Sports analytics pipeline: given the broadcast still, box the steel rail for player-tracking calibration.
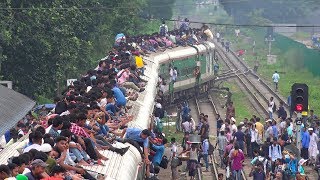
[215,48,268,117]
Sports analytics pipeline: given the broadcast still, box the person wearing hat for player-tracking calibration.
[298,159,308,175]
[15,174,28,180]
[230,117,237,133]
[24,159,48,180]
[308,128,319,166]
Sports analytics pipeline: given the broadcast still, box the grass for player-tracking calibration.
[223,28,320,113]
[290,32,311,41]
[162,117,184,145]
[221,82,253,122]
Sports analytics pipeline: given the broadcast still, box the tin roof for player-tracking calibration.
[0,85,36,136]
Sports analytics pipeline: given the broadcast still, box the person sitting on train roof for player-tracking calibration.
[120,128,151,164]
[50,136,95,180]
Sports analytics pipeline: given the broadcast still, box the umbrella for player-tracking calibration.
[284,144,300,158]
[115,33,125,43]
[34,104,56,112]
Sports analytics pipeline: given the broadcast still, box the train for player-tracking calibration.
[156,42,217,103]
[0,42,216,180]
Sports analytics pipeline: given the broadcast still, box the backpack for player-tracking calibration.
[160,155,169,169]
[270,144,281,155]
[254,156,270,172]
[160,25,166,36]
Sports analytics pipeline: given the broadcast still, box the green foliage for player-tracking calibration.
[0,0,171,99]
[220,0,318,23]
[224,27,320,112]
[35,94,53,105]
[144,0,176,19]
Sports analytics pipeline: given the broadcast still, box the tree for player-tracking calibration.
[0,0,173,99]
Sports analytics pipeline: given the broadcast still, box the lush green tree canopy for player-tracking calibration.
[219,0,319,24]
[0,0,169,100]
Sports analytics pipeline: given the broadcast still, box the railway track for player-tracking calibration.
[191,95,248,180]
[213,39,292,117]
[214,46,268,118]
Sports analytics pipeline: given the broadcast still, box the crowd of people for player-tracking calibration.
[0,19,216,180]
[216,98,320,180]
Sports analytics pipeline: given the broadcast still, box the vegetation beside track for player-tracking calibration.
[219,82,253,122]
[221,28,320,113]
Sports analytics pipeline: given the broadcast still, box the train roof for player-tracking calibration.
[0,41,214,179]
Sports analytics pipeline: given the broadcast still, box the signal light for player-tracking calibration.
[291,83,308,112]
[295,104,303,112]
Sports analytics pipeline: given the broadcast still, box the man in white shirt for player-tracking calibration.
[268,97,275,119]
[216,32,220,42]
[272,71,280,91]
[23,131,43,153]
[170,138,179,180]
[249,123,259,158]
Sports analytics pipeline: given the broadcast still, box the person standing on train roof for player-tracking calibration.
[272,71,280,91]
[159,20,168,37]
[225,41,230,52]
[216,31,220,42]
[214,61,219,75]
[169,66,178,83]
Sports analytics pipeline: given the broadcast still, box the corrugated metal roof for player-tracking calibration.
[0,85,36,136]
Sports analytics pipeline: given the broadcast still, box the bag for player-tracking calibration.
[159,109,165,119]
[160,25,166,36]
[171,157,182,168]
[272,103,277,113]
[226,166,230,178]
[160,155,169,169]
[208,141,214,155]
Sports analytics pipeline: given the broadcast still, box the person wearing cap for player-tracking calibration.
[24,159,48,180]
[230,117,237,134]
[16,174,28,180]
[298,159,308,175]
[122,128,151,164]
[308,128,318,166]
[265,119,273,139]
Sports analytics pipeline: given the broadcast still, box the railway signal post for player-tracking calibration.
[291,83,308,150]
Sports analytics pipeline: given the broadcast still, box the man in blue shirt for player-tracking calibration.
[123,128,151,164]
[110,80,126,107]
[198,137,210,172]
[272,71,280,91]
[150,139,167,167]
[301,127,310,159]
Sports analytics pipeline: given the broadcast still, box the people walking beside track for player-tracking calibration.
[229,143,245,180]
[225,41,230,52]
[267,97,275,119]
[272,71,280,91]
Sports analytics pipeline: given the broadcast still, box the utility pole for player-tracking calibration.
[266,35,275,55]
[296,112,302,150]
